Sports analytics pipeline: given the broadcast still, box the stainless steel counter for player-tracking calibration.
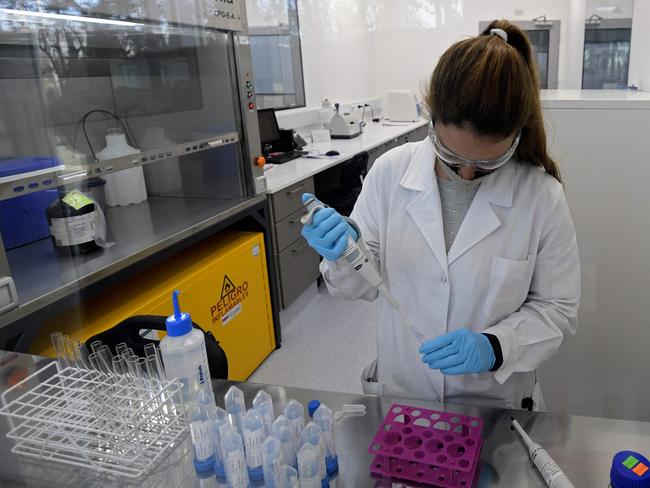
[1,351,648,487]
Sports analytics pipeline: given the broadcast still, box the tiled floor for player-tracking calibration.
[249,283,377,394]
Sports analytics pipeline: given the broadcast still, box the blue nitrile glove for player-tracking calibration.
[301,193,358,261]
[419,328,496,375]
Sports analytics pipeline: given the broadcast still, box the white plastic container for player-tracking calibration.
[160,290,212,404]
[95,128,148,207]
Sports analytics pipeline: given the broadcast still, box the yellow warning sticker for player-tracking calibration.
[211,275,249,326]
[63,190,94,210]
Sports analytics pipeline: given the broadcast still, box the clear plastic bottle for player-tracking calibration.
[253,390,275,436]
[190,389,216,474]
[301,422,328,486]
[221,427,251,488]
[271,415,297,468]
[159,290,212,404]
[211,406,230,480]
[262,436,283,488]
[313,404,339,475]
[225,386,246,433]
[242,409,265,481]
[284,400,305,453]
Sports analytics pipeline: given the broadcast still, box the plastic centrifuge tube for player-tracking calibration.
[301,422,327,485]
[281,465,300,488]
[211,406,230,479]
[190,389,216,474]
[253,390,275,436]
[225,386,246,433]
[221,428,251,488]
[313,405,338,475]
[242,409,265,481]
[262,436,283,488]
[271,415,297,468]
[297,443,323,488]
[284,400,305,453]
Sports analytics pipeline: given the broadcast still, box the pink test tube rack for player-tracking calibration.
[368,404,483,487]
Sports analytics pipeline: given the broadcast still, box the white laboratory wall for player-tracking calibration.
[585,0,635,18]
[370,0,574,98]
[246,0,290,27]
[280,0,647,108]
[297,0,378,108]
[538,102,650,421]
[629,1,650,90]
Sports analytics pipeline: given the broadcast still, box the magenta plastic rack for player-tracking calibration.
[368,404,483,487]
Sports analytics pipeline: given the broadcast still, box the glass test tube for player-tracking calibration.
[90,340,103,354]
[115,342,128,357]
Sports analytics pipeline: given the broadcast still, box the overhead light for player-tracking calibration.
[596,6,618,13]
[0,8,142,27]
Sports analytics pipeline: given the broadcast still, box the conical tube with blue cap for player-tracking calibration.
[313,404,338,475]
[190,388,216,474]
[159,290,212,404]
[242,409,265,481]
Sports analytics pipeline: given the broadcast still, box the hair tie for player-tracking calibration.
[490,28,508,42]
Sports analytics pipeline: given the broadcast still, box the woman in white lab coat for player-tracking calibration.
[301,20,580,410]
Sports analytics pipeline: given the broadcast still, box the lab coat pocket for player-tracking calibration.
[361,359,384,396]
[483,255,534,321]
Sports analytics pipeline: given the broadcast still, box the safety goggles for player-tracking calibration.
[430,125,521,171]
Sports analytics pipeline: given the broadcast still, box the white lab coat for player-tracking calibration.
[320,138,580,409]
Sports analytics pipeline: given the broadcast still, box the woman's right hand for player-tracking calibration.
[301,193,358,260]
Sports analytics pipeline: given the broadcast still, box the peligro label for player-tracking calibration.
[50,212,98,246]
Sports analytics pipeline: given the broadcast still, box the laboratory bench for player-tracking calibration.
[265,118,430,309]
[1,350,649,487]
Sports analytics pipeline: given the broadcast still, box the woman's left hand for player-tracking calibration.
[419,328,495,375]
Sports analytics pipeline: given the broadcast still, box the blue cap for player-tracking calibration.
[194,455,215,474]
[308,400,321,418]
[248,465,264,481]
[326,455,339,475]
[214,459,226,479]
[611,451,650,488]
[165,290,192,337]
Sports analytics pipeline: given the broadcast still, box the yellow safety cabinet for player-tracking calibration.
[31,231,275,381]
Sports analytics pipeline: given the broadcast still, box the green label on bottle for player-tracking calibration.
[623,455,639,469]
[62,190,94,210]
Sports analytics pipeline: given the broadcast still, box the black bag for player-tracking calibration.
[85,315,228,379]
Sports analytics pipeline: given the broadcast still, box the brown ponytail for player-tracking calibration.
[424,19,561,182]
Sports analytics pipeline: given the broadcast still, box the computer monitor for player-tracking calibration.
[258,108,281,147]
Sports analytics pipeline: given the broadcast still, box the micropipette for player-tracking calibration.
[302,197,426,345]
[511,417,576,488]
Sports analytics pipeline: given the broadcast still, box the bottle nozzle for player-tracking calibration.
[172,290,182,320]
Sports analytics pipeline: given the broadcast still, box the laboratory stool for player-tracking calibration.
[85,315,228,379]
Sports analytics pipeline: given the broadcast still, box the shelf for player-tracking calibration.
[0,132,240,201]
[0,194,265,328]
